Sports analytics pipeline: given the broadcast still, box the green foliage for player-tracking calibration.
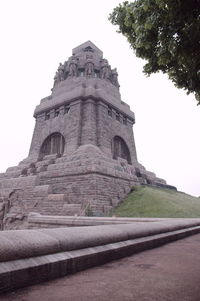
[113,185,200,218]
[109,0,200,104]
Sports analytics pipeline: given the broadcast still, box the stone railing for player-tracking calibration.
[1,219,200,292]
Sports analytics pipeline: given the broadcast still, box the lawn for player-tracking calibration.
[112,185,200,218]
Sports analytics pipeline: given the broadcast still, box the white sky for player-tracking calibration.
[0,0,199,197]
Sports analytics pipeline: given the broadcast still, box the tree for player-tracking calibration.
[109,0,200,104]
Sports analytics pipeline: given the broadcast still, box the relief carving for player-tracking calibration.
[3,189,26,230]
[53,47,120,88]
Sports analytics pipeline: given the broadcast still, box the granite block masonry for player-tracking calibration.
[0,41,175,229]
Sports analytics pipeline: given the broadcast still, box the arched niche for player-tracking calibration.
[39,133,65,159]
[112,136,131,164]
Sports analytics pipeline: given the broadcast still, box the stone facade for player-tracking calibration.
[0,41,175,229]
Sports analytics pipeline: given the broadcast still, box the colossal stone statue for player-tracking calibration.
[111,68,120,88]
[100,59,111,80]
[68,56,78,77]
[85,60,94,77]
[57,63,65,81]
[53,63,65,87]
[51,48,119,88]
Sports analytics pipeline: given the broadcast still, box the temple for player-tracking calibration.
[0,41,175,230]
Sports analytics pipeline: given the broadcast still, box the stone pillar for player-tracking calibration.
[80,99,97,145]
[127,121,138,162]
[96,101,111,156]
[28,115,45,161]
[64,100,83,154]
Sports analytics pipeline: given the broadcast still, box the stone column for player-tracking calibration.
[80,99,97,145]
[28,114,45,161]
[127,120,138,162]
[96,101,111,156]
[63,99,83,154]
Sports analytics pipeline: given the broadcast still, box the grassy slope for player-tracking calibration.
[113,186,200,218]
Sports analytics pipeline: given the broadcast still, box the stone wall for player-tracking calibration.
[40,172,133,215]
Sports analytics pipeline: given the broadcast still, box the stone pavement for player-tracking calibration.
[2,233,200,301]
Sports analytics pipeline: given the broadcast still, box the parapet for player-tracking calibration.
[1,219,200,292]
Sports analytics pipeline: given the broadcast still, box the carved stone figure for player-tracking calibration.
[100,59,111,80]
[57,63,65,81]
[69,63,77,77]
[68,56,78,77]
[53,71,59,87]
[85,60,94,77]
[2,190,26,230]
[64,61,68,78]
[111,68,120,89]
[53,63,65,87]
[52,47,121,88]
[8,189,24,213]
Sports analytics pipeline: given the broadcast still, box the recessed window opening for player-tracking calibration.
[40,133,65,159]
[112,136,131,164]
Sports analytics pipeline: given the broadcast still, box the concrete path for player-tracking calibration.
[2,233,200,301]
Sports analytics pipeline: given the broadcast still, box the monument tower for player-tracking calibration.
[0,41,172,229]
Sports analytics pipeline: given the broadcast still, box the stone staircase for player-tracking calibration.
[33,194,83,216]
[24,190,84,216]
[2,172,116,230]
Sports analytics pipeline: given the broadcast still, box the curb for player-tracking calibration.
[1,225,200,293]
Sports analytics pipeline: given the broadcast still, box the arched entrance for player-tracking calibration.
[39,133,65,159]
[112,136,131,164]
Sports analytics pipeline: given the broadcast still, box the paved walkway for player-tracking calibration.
[2,233,200,301]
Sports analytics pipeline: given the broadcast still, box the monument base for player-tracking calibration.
[0,144,170,230]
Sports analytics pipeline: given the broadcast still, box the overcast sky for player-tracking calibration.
[0,0,199,197]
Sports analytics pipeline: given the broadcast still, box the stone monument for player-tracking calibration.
[0,41,174,229]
